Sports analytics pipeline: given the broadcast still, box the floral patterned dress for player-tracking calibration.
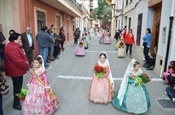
[22,67,58,115]
[89,63,113,104]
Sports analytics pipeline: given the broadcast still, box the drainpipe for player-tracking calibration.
[163,0,175,72]
[121,0,124,28]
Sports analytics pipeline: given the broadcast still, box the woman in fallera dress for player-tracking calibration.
[112,59,150,114]
[89,52,114,104]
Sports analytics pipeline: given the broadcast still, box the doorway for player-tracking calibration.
[151,3,162,51]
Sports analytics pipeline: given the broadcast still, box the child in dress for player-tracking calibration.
[112,59,150,114]
[163,61,175,83]
[75,34,86,56]
[22,55,58,115]
[89,52,114,104]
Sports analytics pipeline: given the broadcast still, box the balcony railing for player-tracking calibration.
[68,0,81,12]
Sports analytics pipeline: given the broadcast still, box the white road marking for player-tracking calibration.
[86,51,117,53]
[58,75,163,81]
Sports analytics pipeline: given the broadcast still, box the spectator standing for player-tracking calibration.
[47,25,55,61]
[0,24,6,60]
[4,33,29,110]
[21,27,34,67]
[36,26,53,68]
[59,27,66,52]
[53,28,61,59]
[142,28,152,61]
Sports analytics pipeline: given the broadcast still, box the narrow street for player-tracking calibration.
[3,33,175,115]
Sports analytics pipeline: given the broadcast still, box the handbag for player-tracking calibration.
[143,42,147,47]
[0,74,10,95]
[0,59,10,95]
[31,71,58,105]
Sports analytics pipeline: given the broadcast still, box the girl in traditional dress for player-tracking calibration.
[103,29,112,44]
[112,59,150,114]
[75,34,86,56]
[22,55,58,115]
[116,36,125,58]
[89,52,114,104]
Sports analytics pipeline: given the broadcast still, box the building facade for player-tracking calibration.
[0,0,88,57]
[112,0,175,76]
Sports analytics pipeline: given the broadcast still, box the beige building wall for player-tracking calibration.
[0,0,20,39]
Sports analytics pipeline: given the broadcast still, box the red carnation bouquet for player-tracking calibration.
[118,41,125,48]
[79,41,83,47]
[94,64,104,78]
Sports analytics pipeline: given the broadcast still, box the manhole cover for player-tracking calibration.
[157,99,175,108]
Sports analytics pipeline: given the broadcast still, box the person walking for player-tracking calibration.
[125,29,135,58]
[142,28,152,61]
[21,27,34,67]
[114,29,121,43]
[73,28,80,45]
[4,33,29,110]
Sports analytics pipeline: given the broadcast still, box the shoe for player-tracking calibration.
[143,58,145,61]
[55,56,59,59]
[164,91,167,95]
[172,98,175,103]
[50,58,55,61]
[145,64,150,68]
[129,55,132,58]
[45,65,50,69]
[146,66,154,70]
[13,105,21,110]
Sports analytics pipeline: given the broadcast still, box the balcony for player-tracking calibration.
[39,0,82,17]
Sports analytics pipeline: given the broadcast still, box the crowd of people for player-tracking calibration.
[0,24,65,114]
[114,26,156,70]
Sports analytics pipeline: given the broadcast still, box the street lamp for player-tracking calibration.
[111,3,122,12]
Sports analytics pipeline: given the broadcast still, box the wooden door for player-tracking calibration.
[151,3,162,51]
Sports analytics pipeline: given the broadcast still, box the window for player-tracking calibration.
[56,16,61,30]
[36,11,46,32]
[126,0,128,6]
[136,13,143,45]
[118,19,120,29]
[128,17,131,30]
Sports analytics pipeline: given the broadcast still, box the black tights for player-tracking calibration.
[126,44,133,55]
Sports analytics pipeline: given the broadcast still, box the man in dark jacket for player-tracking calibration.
[36,26,53,67]
[0,24,6,60]
[21,27,34,67]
